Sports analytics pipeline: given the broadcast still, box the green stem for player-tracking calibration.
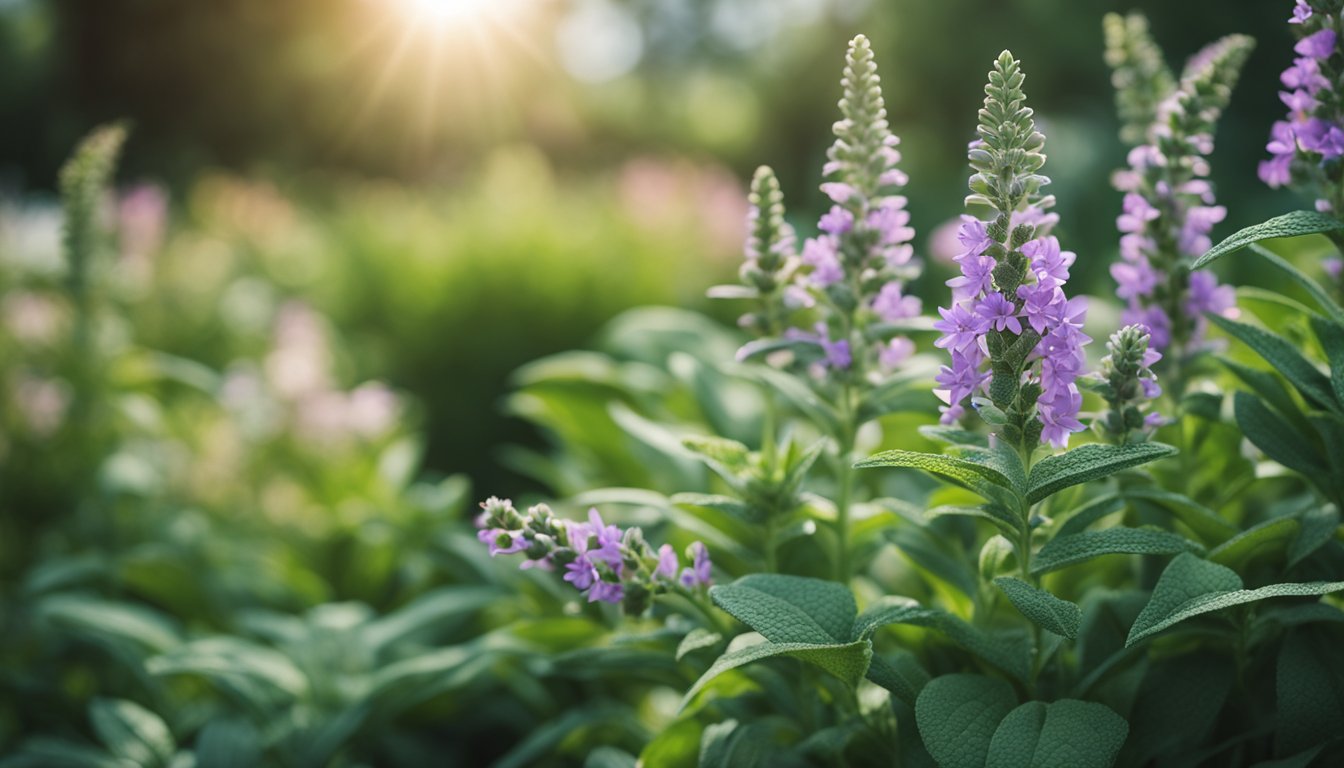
[1017,518,1042,692]
[835,384,857,584]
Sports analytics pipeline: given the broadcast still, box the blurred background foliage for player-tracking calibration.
[0,0,1299,490]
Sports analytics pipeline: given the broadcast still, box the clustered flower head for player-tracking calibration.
[1261,1,1344,211]
[1106,16,1251,360]
[1094,324,1164,443]
[933,51,1089,450]
[719,34,921,382]
[475,497,710,612]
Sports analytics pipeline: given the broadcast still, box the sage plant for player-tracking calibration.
[934,51,1089,453]
[1106,15,1252,382]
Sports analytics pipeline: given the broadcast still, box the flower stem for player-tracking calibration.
[835,383,857,584]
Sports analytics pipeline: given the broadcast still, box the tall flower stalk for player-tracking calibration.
[715,35,923,581]
[934,51,1089,458]
[1106,15,1253,391]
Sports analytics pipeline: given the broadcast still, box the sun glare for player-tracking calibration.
[401,0,506,25]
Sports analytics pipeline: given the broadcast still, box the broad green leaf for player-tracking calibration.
[88,699,174,768]
[984,699,1128,768]
[1026,443,1177,504]
[919,425,989,448]
[1121,655,1234,765]
[710,574,856,644]
[676,628,723,661]
[1120,488,1238,543]
[1126,553,1344,645]
[699,719,792,768]
[493,706,637,768]
[915,674,1017,768]
[38,595,181,655]
[865,652,931,707]
[1208,516,1301,571]
[679,638,872,708]
[887,525,981,598]
[193,718,261,768]
[1222,358,1319,440]
[148,637,309,707]
[1234,391,1327,476]
[1032,528,1203,575]
[1193,210,1344,270]
[0,739,127,768]
[671,493,759,524]
[856,450,1023,512]
[360,585,498,656]
[1252,243,1344,322]
[1312,314,1344,407]
[1276,628,1344,758]
[1210,315,1336,412]
[854,597,1030,682]
[639,718,703,768]
[1288,506,1340,568]
[993,577,1081,639]
[1055,495,1125,538]
[585,747,639,768]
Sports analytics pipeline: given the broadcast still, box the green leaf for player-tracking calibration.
[679,639,872,709]
[1210,315,1336,412]
[1289,507,1340,568]
[915,674,1017,768]
[1222,358,1319,440]
[671,493,760,524]
[1208,516,1301,571]
[39,594,181,655]
[360,585,498,656]
[1032,528,1204,575]
[865,652,931,708]
[1276,628,1344,758]
[993,577,1081,639]
[1026,443,1177,504]
[1119,488,1237,543]
[854,597,1030,682]
[1121,655,1234,765]
[193,718,261,768]
[88,699,174,768]
[1193,210,1344,270]
[1055,495,1125,538]
[856,449,1023,512]
[1126,553,1344,645]
[1234,391,1327,476]
[985,699,1128,768]
[709,574,856,644]
[585,747,638,768]
[676,628,724,661]
[1312,314,1344,408]
[1250,244,1344,323]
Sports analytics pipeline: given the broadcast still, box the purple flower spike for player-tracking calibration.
[1296,29,1336,60]
[975,292,1022,335]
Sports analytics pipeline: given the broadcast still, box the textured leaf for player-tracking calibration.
[676,628,724,661]
[1234,391,1327,475]
[1121,655,1234,765]
[1055,495,1126,538]
[1313,314,1344,407]
[887,525,981,598]
[1289,506,1340,568]
[1026,443,1177,504]
[1120,488,1237,543]
[1032,528,1203,575]
[680,639,872,708]
[1249,243,1344,323]
[1126,553,1344,645]
[710,575,855,644]
[865,652,931,707]
[1222,358,1319,441]
[1211,315,1336,411]
[915,674,1017,768]
[1193,210,1344,270]
[1276,628,1344,758]
[1208,516,1301,571]
[993,577,1081,639]
[855,450,1024,508]
[854,597,1029,681]
[89,699,174,767]
[985,699,1128,768]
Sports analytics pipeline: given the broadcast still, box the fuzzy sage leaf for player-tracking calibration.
[1193,210,1344,271]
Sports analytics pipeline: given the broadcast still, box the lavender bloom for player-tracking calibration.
[1108,23,1252,368]
[935,51,1089,449]
[1261,2,1344,213]
[474,498,710,609]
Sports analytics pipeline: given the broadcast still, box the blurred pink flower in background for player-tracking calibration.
[2,292,66,347]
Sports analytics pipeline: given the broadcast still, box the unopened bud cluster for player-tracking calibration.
[1096,324,1164,442]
